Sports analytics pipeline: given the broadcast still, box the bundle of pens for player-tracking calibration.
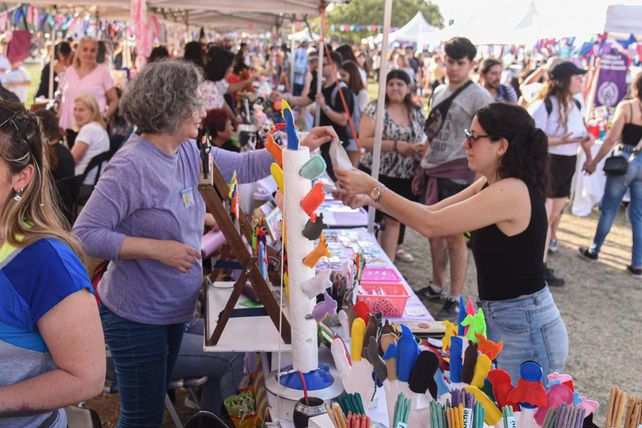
[392,392,411,428]
[606,387,642,428]
[428,389,485,428]
[327,393,371,428]
[537,403,585,428]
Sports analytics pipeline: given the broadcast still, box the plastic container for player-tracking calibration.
[361,267,402,284]
[356,282,410,317]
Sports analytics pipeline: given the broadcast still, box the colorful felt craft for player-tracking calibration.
[506,361,548,408]
[471,354,492,389]
[450,336,464,383]
[300,182,325,221]
[488,369,518,410]
[280,99,299,150]
[302,234,331,268]
[265,133,283,166]
[475,332,503,361]
[300,270,332,299]
[461,341,479,384]
[363,336,387,383]
[311,291,337,322]
[464,385,503,425]
[270,163,284,192]
[396,324,419,383]
[350,318,366,362]
[461,309,487,343]
[409,351,439,398]
[302,213,326,240]
[442,321,457,351]
[380,333,398,381]
[300,155,327,180]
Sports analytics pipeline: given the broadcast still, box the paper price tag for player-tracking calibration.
[505,416,517,428]
[395,423,408,428]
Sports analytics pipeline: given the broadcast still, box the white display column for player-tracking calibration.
[282,146,318,373]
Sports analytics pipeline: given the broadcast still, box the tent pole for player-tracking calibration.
[290,20,296,93]
[48,30,55,100]
[315,23,324,126]
[368,0,393,234]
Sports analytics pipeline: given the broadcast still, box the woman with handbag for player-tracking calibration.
[579,72,642,278]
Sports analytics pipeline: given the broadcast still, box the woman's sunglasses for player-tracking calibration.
[464,129,497,144]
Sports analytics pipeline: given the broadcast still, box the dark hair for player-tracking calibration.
[204,47,235,82]
[336,44,357,63]
[202,108,230,138]
[55,41,72,59]
[34,109,62,170]
[340,60,364,93]
[183,41,205,70]
[384,69,417,112]
[328,51,343,68]
[480,57,501,75]
[233,53,249,75]
[634,71,642,101]
[540,75,572,132]
[476,103,549,195]
[0,85,19,103]
[149,45,170,63]
[444,37,477,61]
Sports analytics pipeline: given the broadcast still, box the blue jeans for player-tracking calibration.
[172,319,244,415]
[590,147,642,267]
[100,303,185,428]
[478,287,568,383]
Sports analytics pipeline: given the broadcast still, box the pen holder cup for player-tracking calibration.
[293,397,326,428]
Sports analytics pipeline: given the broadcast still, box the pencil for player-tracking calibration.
[327,404,338,428]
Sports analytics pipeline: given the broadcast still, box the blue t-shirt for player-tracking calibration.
[0,238,93,427]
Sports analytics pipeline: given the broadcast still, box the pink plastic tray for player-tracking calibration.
[361,267,402,284]
[356,282,409,317]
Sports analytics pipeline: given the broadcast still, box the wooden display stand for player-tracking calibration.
[199,159,291,346]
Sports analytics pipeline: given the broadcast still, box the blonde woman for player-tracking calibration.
[70,94,110,186]
[58,37,118,148]
[0,100,105,426]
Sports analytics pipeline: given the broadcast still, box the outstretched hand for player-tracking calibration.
[334,167,379,195]
[300,126,338,151]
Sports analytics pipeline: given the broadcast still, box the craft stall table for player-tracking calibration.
[320,196,369,229]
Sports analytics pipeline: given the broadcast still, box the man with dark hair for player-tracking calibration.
[479,57,517,104]
[278,50,355,179]
[414,37,493,320]
[35,41,73,99]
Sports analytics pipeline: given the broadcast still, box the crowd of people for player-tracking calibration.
[0,30,640,428]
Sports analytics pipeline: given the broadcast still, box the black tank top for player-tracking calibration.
[471,183,547,301]
[622,103,642,146]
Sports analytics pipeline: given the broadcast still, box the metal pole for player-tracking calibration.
[290,21,296,92]
[48,31,55,100]
[367,0,393,234]
[315,22,324,126]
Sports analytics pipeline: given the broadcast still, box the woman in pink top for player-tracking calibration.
[58,37,118,149]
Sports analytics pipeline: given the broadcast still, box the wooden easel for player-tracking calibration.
[199,161,291,345]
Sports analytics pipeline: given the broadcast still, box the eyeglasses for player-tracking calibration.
[464,129,497,145]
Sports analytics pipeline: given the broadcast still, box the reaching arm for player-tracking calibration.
[0,290,105,417]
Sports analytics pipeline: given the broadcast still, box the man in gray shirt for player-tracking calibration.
[414,37,493,320]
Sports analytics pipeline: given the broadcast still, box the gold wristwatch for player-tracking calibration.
[370,184,386,203]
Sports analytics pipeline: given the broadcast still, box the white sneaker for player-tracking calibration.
[396,248,414,263]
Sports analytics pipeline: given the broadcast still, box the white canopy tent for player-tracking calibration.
[389,11,437,44]
[604,4,642,35]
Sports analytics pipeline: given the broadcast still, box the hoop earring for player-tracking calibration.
[13,188,24,202]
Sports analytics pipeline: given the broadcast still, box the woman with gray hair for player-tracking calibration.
[73,59,337,427]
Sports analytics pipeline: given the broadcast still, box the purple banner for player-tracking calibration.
[595,47,628,108]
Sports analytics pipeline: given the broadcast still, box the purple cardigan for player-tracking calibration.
[73,134,272,324]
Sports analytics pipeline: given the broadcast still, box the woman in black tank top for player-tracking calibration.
[335,103,568,381]
[580,72,642,277]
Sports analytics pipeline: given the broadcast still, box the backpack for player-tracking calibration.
[544,96,582,116]
[330,81,359,138]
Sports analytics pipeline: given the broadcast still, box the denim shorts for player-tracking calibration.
[478,287,568,383]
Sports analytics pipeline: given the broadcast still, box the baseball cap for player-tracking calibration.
[550,61,587,80]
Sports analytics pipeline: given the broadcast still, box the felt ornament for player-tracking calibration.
[409,351,439,398]
[302,213,326,241]
[300,182,325,221]
[471,354,492,389]
[363,336,387,383]
[442,320,458,351]
[337,309,350,338]
[466,296,476,315]
[380,333,398,381]
[350,318,366,361]
[488,369,517,410]
[464,385,503,426]
[547,372,575,392]
[299,155,326,180]
[461,308,486,343]
[280,99,299,150]
[331,337,351,377]
[395,325,419,383]
[352,301,370,324]
[506,361,548,408]
[362,315,378,353]
[301,270,332,299]
[475,332,503,361]
[270,163,284,193]
[449,336,464,383]
[381,320,396,335]
[310,291,337,322]
[461,341,479,384]
[302,234,331,268]
[265,133,282,166]
[534,383,575,425]
[457,297,467,336]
